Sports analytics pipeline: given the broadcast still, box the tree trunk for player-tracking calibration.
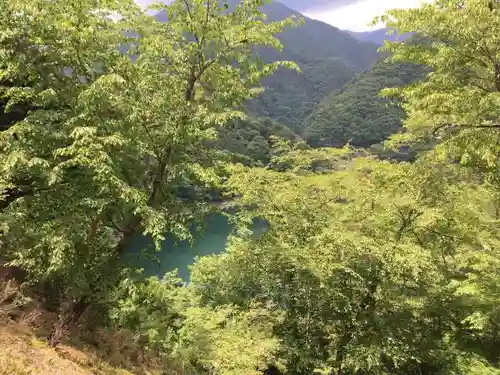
[48,299,89,347]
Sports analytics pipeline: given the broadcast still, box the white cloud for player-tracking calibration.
[135,0,158,7]
[303,0,425,31]
[133,0,427,32]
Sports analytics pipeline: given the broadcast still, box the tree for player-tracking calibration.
[187,147,500,374]
[111,271,281,375]
[378,0,500,185]
[0,0,296,346]
[376,2,500,368]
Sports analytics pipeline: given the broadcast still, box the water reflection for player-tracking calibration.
[125,213,232,280]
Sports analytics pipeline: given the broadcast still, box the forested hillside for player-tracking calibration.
[1,1,500,375]
[246,1,380,131]
[212,116,299,164]
[245,54,355,131]
[304,55,427,147]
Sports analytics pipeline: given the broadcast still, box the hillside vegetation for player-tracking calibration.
[247,54,356,132]
[213,116,299,164]
[1,0,500,375]
[246,1,380,130]
[305,56,427,147]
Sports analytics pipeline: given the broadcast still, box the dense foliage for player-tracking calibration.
[304,56,427,148]
[212,116,299,165]
[0,0,295,346]
[246,1,380,131]
[1,0,500,375]
[209,154,500,375]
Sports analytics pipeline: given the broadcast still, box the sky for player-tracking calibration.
[134,0,426,32]
[303,0,425,31]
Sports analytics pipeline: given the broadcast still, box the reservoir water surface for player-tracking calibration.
[125,213,233,280]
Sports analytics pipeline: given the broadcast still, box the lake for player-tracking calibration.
[125,213,233,280]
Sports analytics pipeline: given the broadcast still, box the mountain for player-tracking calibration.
[247,1,380,132]
[304,57,427,148]
[263,2,378,69]
[350,28,413,45]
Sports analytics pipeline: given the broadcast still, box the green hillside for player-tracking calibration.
[246,55,355,132]
[247,1,380,131]
[212,116,299,164]
[304,57,427,147]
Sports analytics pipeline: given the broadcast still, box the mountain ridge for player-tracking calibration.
[349,27,413,45]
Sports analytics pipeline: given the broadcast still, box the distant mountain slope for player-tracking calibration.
[304,58,427,148]
[263,2,379,70]
[249,1,380,131]
[350,28,413,45]
[246,55,355,131]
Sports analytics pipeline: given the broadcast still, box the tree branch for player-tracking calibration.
[432,123,500,135]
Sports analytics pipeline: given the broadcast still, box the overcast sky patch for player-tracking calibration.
[303,0,425,31]
[133,0,425,31]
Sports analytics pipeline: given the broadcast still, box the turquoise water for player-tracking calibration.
[125,213,233,280]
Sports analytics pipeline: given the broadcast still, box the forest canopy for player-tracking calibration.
[304,57,427,147]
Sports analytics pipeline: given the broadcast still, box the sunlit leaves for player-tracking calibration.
[191,147,500,374]
[378,0,500,183]
[0,0,297,348]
